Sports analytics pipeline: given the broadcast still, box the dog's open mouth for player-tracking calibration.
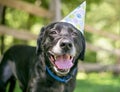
[48,51,74,76]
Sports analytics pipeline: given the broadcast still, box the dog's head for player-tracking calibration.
[37,22,85,76]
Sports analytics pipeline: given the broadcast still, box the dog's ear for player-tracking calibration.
[36,22,57,55]
[78,35,86,61]
[36,27,45,55]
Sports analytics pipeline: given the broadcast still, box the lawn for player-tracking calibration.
[11,72,120,92]
[75,72,120,92]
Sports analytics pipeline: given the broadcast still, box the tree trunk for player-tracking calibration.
[0,5,6,55]
[49,0,61,22]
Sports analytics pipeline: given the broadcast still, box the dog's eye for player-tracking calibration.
[50,30,57,35]
[72,32,78,37]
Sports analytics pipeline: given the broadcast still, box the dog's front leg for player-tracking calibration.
[26,77,46,92]
[26,56,46,92]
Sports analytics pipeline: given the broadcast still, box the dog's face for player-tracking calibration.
[37,22,85,76]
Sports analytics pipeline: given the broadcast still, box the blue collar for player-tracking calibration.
[46,66,77,83]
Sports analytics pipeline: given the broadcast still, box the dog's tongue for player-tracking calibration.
[55,55,73,69]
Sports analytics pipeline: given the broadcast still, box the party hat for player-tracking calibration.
[61,1,86,34]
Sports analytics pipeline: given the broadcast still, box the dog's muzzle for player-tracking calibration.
[48,38,76,76]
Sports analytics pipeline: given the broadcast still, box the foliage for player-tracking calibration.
[86,0,119,64]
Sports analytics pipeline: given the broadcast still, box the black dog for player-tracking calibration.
[0,22,85,92]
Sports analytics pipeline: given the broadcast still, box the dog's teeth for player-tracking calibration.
[67,54,71,60]
[54,55,57,60]
[51,56,54,61]
[68,55,71,59]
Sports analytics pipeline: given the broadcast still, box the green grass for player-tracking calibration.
[9,72,120,92]
[75,72,120,92]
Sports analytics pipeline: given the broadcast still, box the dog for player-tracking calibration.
[0,22,85,92]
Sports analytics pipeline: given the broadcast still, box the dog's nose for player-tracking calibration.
[60,39,73,50]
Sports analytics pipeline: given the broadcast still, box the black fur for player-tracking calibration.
[0,22,85,92]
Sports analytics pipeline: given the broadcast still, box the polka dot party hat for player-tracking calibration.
[61,1,86,34]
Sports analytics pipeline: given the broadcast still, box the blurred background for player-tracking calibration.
[0,0,120,92]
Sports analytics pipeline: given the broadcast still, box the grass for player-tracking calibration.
[9,72,120,92]
[75,72,120,92]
